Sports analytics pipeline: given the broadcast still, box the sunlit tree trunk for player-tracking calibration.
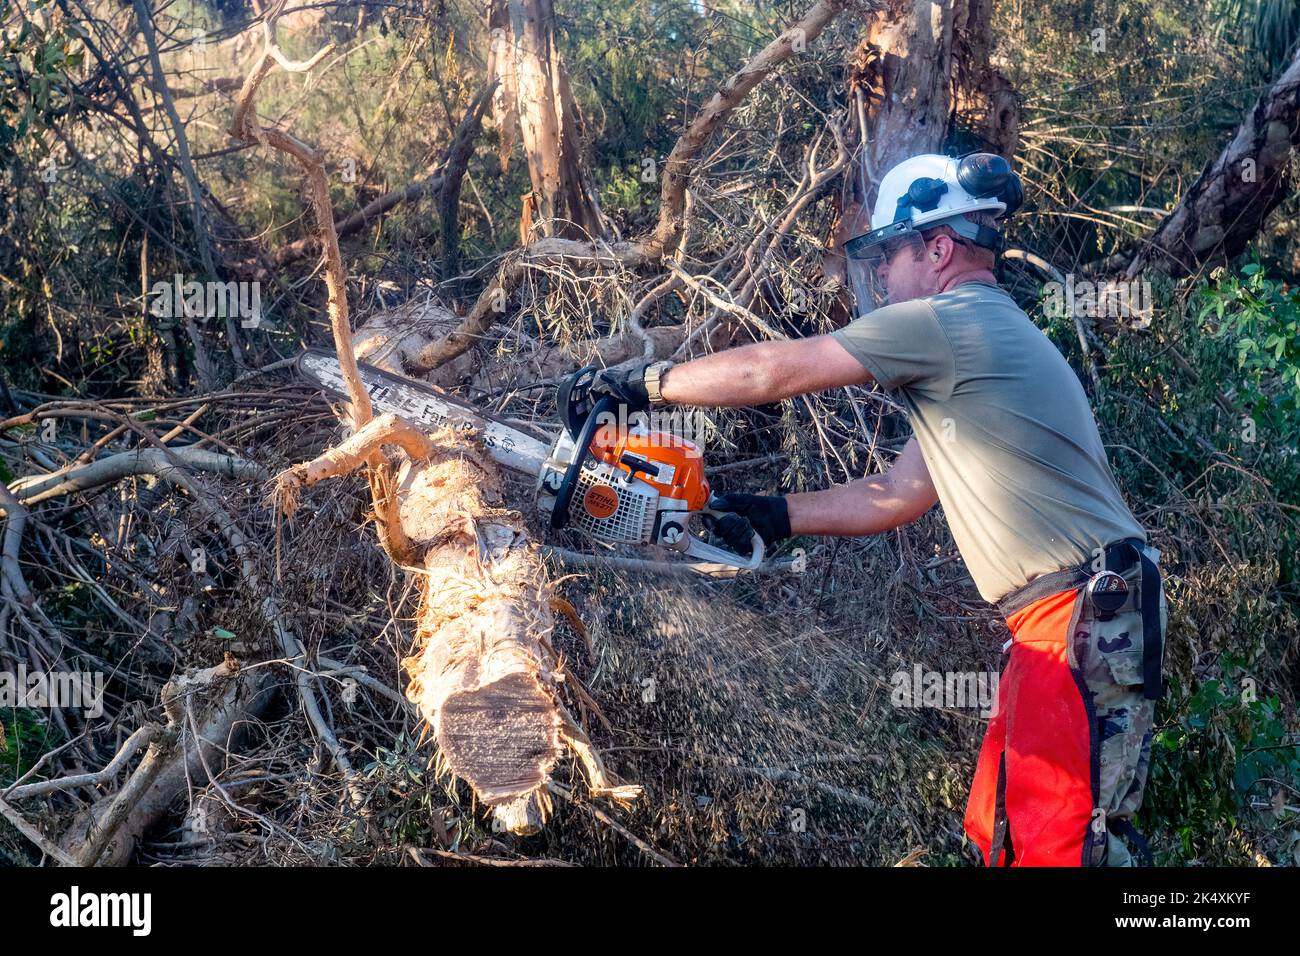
[487,0,608,242]
[827,0,1019,279]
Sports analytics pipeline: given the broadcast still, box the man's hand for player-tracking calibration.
[590,362,651,413]
[710,493,791,556]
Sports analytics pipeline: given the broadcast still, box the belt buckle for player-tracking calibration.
[1086,570,1128,621]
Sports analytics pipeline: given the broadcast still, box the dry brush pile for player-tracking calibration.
[1,0,1298,866]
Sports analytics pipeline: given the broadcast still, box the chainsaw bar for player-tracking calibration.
[294,348,552,476]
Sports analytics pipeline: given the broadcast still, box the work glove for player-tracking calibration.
[709,493,791,557]
[588,362,652,414]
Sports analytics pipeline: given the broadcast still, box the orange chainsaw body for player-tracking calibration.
[589,425,710,511]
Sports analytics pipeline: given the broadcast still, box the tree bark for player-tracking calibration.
[397,433,562,807]
[1125,43,1300,279]
[487,0,608,241]
[860,0,956,180]
[828,0,1017,279]
[274,417,638,832]
[826,1,1019,282]
[952,0,1019,158]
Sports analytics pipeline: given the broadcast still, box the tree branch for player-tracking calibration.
[636,0,860,260]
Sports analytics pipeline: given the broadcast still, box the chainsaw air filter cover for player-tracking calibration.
[568,463,660,544]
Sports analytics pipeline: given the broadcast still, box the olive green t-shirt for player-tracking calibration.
[830,282,1144,603]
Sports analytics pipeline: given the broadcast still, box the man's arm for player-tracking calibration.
[786,436,938,536]
[659,335,873,407]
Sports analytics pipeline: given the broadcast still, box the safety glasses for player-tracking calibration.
[843,228,928,316]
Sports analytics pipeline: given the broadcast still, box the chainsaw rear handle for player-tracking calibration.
[690,506,765,571]
[550,393,616,530]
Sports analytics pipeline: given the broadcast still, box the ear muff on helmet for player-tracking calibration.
[997,172,1024,217]
[956,153,1023,217]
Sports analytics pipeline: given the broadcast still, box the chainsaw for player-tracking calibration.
[295,349,765,573]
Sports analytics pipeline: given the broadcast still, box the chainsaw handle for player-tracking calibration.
[550,393,616,530]
[689,508,765,571]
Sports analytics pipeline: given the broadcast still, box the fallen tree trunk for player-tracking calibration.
[1125,41,1300,279]
[352,292,684,385]
[232,8,636,832]
[274,417,638,832]
[397,436,562,805]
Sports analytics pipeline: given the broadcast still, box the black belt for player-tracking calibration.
[996,537,1164,700]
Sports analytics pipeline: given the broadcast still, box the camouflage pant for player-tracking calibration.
[965,549,1165,866]
[1069,564,1167,866]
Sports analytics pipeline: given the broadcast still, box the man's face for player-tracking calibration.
[875,234,939,305]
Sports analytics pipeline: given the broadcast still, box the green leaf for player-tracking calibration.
[212,627,236,640]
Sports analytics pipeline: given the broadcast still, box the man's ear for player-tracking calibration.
[929,233,957,269]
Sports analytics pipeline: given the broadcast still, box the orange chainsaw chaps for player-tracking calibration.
[964,586,1096,867]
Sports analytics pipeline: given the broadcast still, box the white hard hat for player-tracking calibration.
[845,153,1022,259]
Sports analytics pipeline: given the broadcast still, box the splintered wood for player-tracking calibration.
[396,435,562,805]
[274,418,639,833]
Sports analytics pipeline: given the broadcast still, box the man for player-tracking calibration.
[587,152,1166,867]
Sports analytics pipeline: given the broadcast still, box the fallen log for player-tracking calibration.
[397,435,562,805]
[273,416,639,833]
[229,11,637,830]
[1126,40,1300,278]
[351,286,685,385]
